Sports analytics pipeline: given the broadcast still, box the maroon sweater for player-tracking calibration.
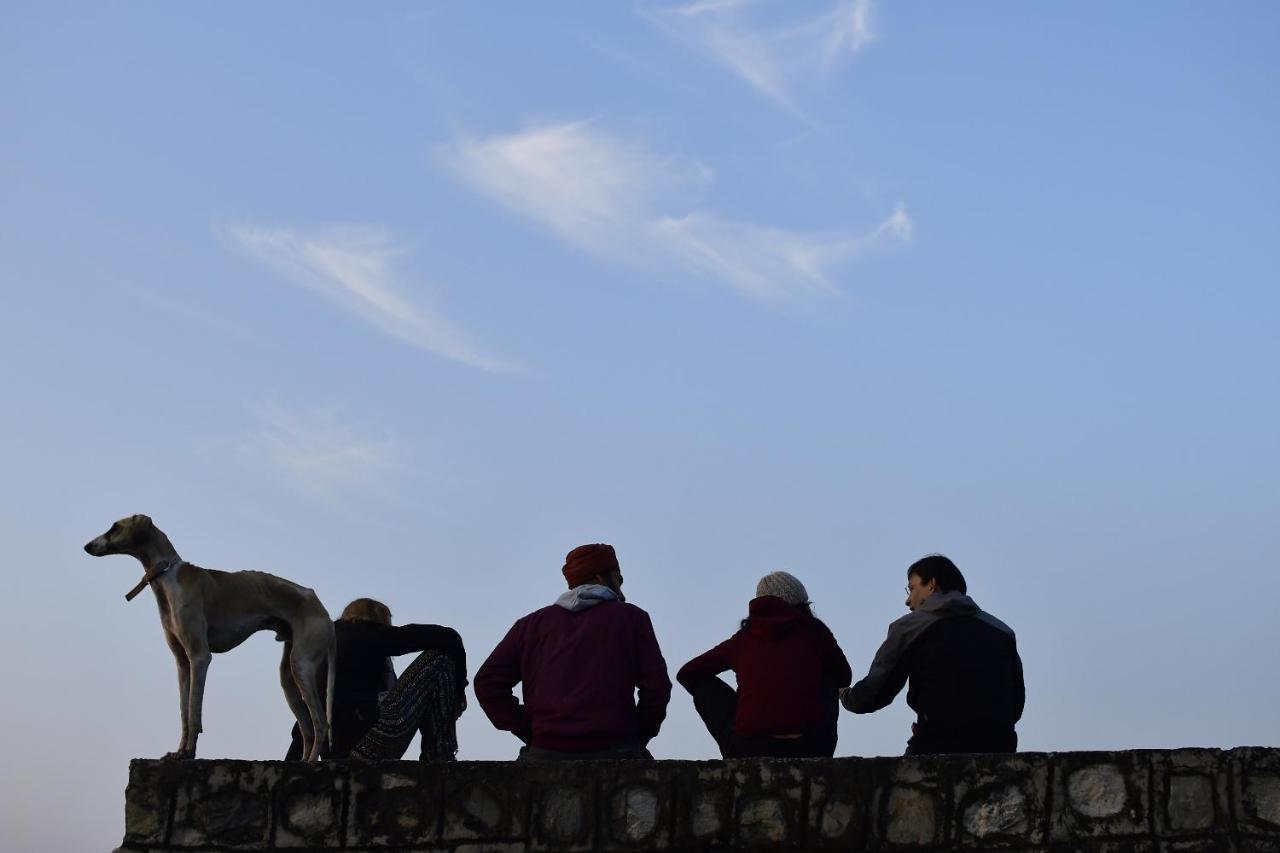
[474,599,672,752]
[677,596,853,737]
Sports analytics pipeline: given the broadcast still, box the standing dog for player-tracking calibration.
[85,514,336,760]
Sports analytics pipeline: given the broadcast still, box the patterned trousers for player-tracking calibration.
[350,650,460,761]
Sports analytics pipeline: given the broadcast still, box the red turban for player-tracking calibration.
[562,543,619,588]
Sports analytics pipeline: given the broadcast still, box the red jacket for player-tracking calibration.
[474,598,672,752]
[677,596,853,737]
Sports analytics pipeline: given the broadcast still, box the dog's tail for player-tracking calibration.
[325,627,336,752]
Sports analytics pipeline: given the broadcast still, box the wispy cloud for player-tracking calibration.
[246,403,395,501]
[444,120,909,299]
[226,225,513,372]
[642,0,874,116]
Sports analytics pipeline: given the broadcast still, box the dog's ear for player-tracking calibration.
[130,514,153,528]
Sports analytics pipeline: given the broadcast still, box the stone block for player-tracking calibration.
[1050,752,1152,842]
[168,760,279,849]
[123,760,178,847]
[1151,749,1229,838]
[870,754,951,848]
[273,761,346,848]
[807,757,874,849]
[1231,747,1280,839]
[1158,840,1240,853]
[443,762,529,842]
[953,752,1050,848]
[527,763,598,852]
[347,762,445,847]
[674,762,733,849]
[1077,843,1158,853]
[730,758,808,849]
[599,761,677,849]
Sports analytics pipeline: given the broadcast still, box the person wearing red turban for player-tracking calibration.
[474,543,672,759]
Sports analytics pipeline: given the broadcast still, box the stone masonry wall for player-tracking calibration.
[118,748,1280,852]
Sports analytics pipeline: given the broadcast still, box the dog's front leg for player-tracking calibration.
[184,638,212,759]
[163,629,193,759]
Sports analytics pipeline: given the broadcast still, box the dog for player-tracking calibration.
[84,514,336,761]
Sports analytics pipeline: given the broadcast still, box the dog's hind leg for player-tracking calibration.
[279,640,314,759]
[290,639,330,762]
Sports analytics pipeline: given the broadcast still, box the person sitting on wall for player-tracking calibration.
[473,543,672,760]
[677,571,852,759]
[841,555,1024,754]
[285,597,467,761]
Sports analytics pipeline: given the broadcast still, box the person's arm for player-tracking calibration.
[632,610,673,743]
[675,637,735,693]
[367,623,468,688]
[473,620,532,743]
[1010,647,1025,724]
[842,621,911,714]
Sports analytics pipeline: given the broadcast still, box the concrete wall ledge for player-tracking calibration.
[118,747,1280,852]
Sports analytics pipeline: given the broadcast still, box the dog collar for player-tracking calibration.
[125,559,186,602]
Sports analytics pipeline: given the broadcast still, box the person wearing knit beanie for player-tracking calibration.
[675,571,851,759]
[755,571,809,606]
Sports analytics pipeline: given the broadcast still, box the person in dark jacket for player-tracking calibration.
[474,543,672,760]
[286,598,467,761]
[841,555,1024,755]
[677,571,852,758]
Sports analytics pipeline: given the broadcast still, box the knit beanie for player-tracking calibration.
[756,570,809,606]
[562,543,620,588]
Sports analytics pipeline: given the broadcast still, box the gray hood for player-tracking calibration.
[555,584,622,612]
[918,590,1014,638]
[917,590,980,616]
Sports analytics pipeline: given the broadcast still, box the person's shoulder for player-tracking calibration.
[513,603,566,627]
[973,608,1017,641]
[616,601,655,619]
[884,608,942,647]
[888,609,935,630]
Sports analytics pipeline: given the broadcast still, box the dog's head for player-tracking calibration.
[84,514,156,557]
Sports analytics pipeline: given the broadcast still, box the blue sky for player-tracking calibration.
[3,2,1278,850]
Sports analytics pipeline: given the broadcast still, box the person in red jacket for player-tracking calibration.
[677,571,852,758]
[474,543,672,760]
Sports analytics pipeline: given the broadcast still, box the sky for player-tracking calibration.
[2,2,1278,850]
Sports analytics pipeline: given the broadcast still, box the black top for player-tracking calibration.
[844,592,1024,754]
[286,619,467,759]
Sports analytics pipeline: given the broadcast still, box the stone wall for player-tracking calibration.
[118,748,1280,852]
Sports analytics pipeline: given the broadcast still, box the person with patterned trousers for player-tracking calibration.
[474,543,672,760]
[678,571,852,758]
[285,597,467,761]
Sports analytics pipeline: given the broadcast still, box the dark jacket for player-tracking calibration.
[474,589,672,752]
[677,596,852,737]
[843,591,1024,754]
[287,619,467,759]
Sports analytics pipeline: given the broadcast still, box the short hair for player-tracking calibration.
[907,554,967,595]
[340,598,392,625]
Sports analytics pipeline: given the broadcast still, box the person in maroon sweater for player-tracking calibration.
[474,543,672,760]
[677,571,852,758]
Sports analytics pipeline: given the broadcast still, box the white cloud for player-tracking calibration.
[226,225,513,372]
[246,403,395,501]
[447,119,709,256]
[643,0,874,116]
[444,121,909,299]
